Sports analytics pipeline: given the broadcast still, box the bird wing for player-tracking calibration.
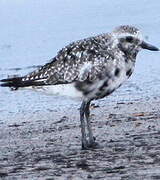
[22,34,114,86]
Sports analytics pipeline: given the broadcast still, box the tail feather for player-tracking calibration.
[0,76,46,90]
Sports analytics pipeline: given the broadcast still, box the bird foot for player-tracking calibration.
[81,140,101,150]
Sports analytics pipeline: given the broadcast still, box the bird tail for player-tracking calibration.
[0,76,46,90]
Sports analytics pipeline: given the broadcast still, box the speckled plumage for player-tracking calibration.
[20,25,141,101]
[24,33,113,84]
[1,25,159,149]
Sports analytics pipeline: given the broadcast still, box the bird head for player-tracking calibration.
[112,25,159,58]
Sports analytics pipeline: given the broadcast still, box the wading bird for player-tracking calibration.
[1,25,159,149]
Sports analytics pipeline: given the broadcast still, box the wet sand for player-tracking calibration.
[1,97,160,180]
[1,1,160,179]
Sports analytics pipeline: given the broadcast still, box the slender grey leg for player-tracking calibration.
[80,101,88,149]
[85,101,95,145]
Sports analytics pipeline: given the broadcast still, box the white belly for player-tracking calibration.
[31,83,83,99]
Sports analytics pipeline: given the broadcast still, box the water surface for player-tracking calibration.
[0,0,160,123]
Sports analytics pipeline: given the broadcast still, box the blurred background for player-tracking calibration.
[0,0,160,123]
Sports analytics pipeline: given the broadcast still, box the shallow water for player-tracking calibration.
[0,0,160,120]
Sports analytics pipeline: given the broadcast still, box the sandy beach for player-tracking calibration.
[1,1,160,179]
[1,97,160,180]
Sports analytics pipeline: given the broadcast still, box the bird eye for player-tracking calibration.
[126,36,134,42]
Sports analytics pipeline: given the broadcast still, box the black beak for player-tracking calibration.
[141,41,159,51]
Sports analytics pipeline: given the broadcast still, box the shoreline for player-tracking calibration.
[0,97,160,179]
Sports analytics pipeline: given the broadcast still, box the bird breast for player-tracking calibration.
[81,61,134,100]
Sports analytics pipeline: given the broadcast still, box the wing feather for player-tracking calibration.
[23,33,114,85]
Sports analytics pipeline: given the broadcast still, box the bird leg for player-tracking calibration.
[84,101,95,146]
[80,101,98,149]
[80,101,88,149]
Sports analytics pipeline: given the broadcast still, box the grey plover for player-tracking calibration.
[0,25,159,149]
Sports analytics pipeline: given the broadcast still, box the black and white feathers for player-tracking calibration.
[0,25,158,100]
